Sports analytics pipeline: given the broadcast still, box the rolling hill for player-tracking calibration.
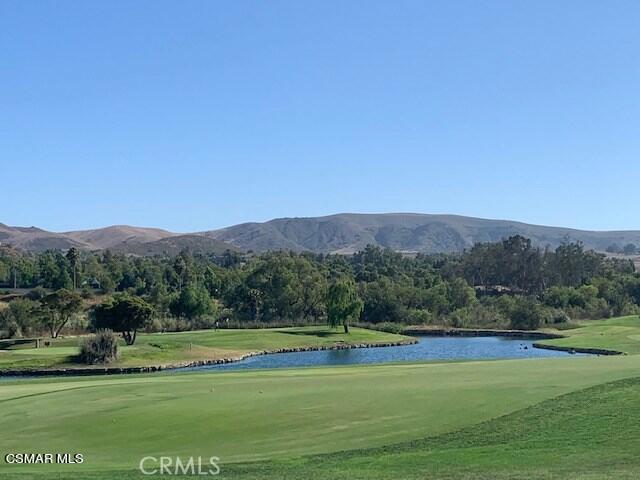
[64,225,174,250]
[0,224,234,255]
[109,234,239,256]
[0,223,85,251]
[204,213,640,254]
[2,213,640,256]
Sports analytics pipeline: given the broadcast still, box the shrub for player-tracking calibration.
[405,309,433,325]
[509,298,544,330]
[365,322,405,334]
[79,330,119,364]
[548,309,571,325]
[0,299,38,338]
[26,287,47,301]
[467,302,510,328]
[0,310,20,339]
[448,308,471,328]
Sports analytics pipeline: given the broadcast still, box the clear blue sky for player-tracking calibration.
[2,1,639,233]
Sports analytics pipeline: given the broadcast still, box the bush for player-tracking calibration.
[548,309,571,325]
[359,321,405,334]
[509,298,544,330]
[467,302,510,328]
[26,287,47,301]
[0,310,20,339]
[0,299,37,338]
[405,309,433,325]
[448,308,471,328]
[79,330,119,364]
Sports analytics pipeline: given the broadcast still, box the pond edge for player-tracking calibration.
[402,326,625,356]
[0,338,419,377]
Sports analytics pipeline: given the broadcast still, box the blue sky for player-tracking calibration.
[2,1,639,233]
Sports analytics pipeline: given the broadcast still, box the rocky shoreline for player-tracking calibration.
[0,339,418,378]
[402,326,565,339]
[531,342,624,356]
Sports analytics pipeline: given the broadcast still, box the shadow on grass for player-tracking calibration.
[280,329,343,338]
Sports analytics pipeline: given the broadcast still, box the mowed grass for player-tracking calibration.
[220,376,640,480]
[2,354,640,476]
[3,316,640,478]
[0,326,407,370]
[538,315,640,354]
[8,377,640,480]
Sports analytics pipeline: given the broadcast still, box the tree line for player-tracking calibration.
[1,236,638,341]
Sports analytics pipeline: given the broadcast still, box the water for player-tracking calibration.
[181,335,585,372]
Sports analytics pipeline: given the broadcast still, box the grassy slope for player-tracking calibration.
[0,326,406,370]
[222,376,640,480]
[7,378,640,480]
[3,316,640,478]
[538,315,640,354]
[2,355,640,475]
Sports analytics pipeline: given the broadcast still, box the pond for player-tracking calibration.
[181,335,585,372]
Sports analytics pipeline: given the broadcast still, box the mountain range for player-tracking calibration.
[2,213,640,255]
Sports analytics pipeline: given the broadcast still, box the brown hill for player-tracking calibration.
[110,234,239,256]
[204,213,640,254]
[0,224,237,255]
[64,225,175,250]
[0,223,86,251]
[3,213,640,256]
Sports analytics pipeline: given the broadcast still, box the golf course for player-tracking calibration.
[0,327,408,371]
[2,316,640,479]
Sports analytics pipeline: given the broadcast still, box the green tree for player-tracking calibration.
[360,278,405,323]
[0,299,37,338]
[66,247,80,290]
[93,294,154,345]
[326,277,363,333]
[446,278,477,311]
[7,298,38,337]
[38,251,72,289]
[39,289,83,338]
[169,283,215,320]
[509,297,544,330]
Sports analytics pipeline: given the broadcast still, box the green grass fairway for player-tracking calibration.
[3,316,640,479]
[538,315,640,354]
[0,326,407,370]
[9,377,640,480]
[2,354,640,477]
[220,376,640,480]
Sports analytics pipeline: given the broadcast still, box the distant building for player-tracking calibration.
[81,278,102,289]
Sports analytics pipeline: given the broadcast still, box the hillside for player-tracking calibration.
[110,234,239,256]
[2,214,640,255]
[0,223,85,251]
[0,224,237,255]
[205,213,640,254]
[64,225,174,249]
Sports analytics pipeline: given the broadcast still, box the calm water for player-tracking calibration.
[182,335,584,372]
